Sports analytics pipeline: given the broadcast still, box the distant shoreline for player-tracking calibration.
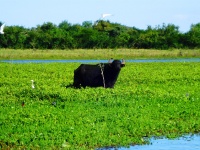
[1,58,200,64]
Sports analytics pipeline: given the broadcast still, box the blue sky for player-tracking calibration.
[1,0,199,32]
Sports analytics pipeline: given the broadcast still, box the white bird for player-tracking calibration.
[101,13,113,19]
[0,23,5,34]
[94,13,113,25]
[31,80,35,89]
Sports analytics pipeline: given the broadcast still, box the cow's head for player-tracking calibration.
[108,58,125,70]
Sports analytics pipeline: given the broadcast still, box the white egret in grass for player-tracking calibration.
[0,23,5,34]
[52,101,56,107]
[31,80,35,89]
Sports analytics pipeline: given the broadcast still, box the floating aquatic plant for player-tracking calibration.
[0,62,199,149]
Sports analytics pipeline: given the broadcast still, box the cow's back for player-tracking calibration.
[73,64,103,87]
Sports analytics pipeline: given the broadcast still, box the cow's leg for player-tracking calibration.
[73,72,81,88]
[73,78,81,88]
[105,81,115,88]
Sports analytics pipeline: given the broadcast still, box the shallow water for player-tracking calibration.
[1,58,200,63]
[99,134,200,150]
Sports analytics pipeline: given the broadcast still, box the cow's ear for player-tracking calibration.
[121,59,125,67]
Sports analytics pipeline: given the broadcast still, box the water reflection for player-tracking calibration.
[1,58,200,63]
[101,134,200,150]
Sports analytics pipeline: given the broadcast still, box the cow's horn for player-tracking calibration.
[122,58,125,64]
[108,58,113,63]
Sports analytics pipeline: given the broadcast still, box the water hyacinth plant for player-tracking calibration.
[0,62,200,149]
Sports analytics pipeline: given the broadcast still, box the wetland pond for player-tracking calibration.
[1,58,200,63]
[1,58,200,149]
[98,134,200,150]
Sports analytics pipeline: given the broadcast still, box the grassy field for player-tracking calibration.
[0,61,200,149]
[0,48,200,60]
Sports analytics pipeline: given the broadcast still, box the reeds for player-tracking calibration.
[0,49,200,60]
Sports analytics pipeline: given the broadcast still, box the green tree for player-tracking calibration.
[2,25,28,49]
[68,24,83,48]
[82,21,93,28]
[136,24,181,49]
[36,22,57,49]
[127,27,140,48]
[136,26,159,48]
[25,28,39,49]
[58,21,74,49]
[1,20,197,49]
[157,24,181,49]
[185,23,200,48]
[58,21,71,31]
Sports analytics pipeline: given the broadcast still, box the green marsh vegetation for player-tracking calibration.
[0,48,200,60]
[0,62,200,149]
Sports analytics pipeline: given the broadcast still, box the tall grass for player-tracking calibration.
[0,49,200,60]
[0,62,200,149]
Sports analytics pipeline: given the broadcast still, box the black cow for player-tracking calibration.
[66,59,125,88]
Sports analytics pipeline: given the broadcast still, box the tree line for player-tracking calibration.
[0,20,200,49]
